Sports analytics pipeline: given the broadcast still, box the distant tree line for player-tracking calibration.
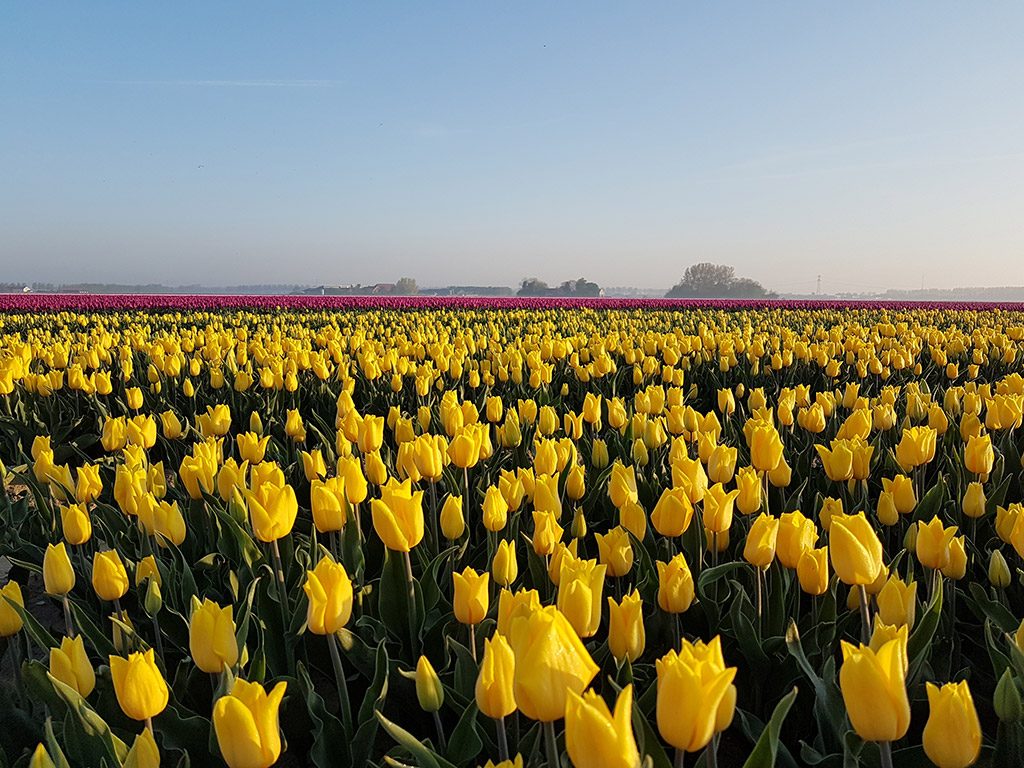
[666,263,775,299]
[518,277,602,297]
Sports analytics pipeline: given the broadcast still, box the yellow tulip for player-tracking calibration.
[558,557,606,637]
[531,510,564,556]
[453,567,489,626]
[246,482,298,543]
[875,575,916,628]
[776,510,817,569]
[735,466,762,515]
[213,678,287,768]
[50,635,95,697]
[916,516,958,571]
[370,479,424,552]
[92,549,129,602]
[303,554,353,635]
[123,727,160,768]
[922,681,981,768]
[743,513,779,568]
[797,546,829,596]
[310,477,347,533]
[61,503,92,546]
[74,464,103,504]
[415,655,444,712]
[476,632,516,719]
[110,649,169,721]
[942,536,967,580]
[657,554,694,613]
[507,605,598,722]
[895,426,937,471]
[189,597,239,672]
[496,588,541,636]
[595,526,633,577]
[608,462,638,508]
[839,639,910,743]
[482,485,509,532]
[962,482,986,519]
[0,581,25,636]
[440,495,466,540]
[651,487,694,538]
[707,444,738,484]
[607,591,645,663]
[492,539,518,587]
[565,684,641,768]
[656,637,736,753]
[829,513,883,586]
[43,542,75,596]
[703,483,739,534]
[815,441,854,482]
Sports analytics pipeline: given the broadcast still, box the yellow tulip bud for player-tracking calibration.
[839,639,910,743]
[43,542,75,596]
[476,632,516,719]
[656,553,694,614]
[829,513,883,586]
[453,567,489,626]
[50,635,95,697]
[565,684,641,768]
[607,591,645,663]
[916,516,958,571]
[0,581,25,637]
[415,655,444,713]
[213,678,287,768]
[743,513,779,568]
[303,554,353,635]
[110,649,169,721]
[989,549,1011,588]
[797,547,829,596]
[776,510,817,569]
[92,549,129,602]
[656,637,736,752]
[492,539,518,587]
[923,681,981,768]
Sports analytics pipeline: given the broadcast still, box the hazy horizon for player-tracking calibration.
[3,3,1024,293]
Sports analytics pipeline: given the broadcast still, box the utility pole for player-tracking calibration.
[816,274,821,295]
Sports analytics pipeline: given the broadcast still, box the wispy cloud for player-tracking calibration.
[91,79,342,88]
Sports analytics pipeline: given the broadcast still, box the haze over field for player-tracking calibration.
[2,3,1024,293]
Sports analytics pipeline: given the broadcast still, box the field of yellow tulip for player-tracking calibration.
[2,296,1024,767]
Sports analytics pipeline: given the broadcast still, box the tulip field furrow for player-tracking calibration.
[1,300,1022,768]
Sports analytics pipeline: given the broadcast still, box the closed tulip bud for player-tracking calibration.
[43,542,75,596]
[50,635,95,697]
[92,549,129,602]
[415,655,444,712]
[656,637,737,753]
[607,591,645,663]
[703,483,739,535]
[284,408,306,442]
[310,478,347,533]
[143,578,162,618]
[362,450,387,486]
[881,475,916,515]
[571,507,588,539]
[482,486,509,532]
[507,605,598,722]
[303,554,353,635]
[922,681,981,768]
[916,516,957,571]
[876,575,916,628]
[964,434,995,478]
[989,549,1011,588]
[300,449,327,482]
[829,513,883,586]
[717,388,735,415]
[875,491,898,526]
[994,668,1023,723]
[631,438,648,467]
[0,581,25,636]
[189,597,239,672]
[657,553,694,613]
[735,466,762,515]
[437,495,464,541]
[797,547,829,595]
[110,649,169,721]
[962,482,986,519]
[476,632,516,719]
[591,438,609,469]
[60,503,92,546]
[942,536,968,580]
[776,510,817,569]
[533,473,562,519]
[448,431,480,468]
[565,684,641,768]
[596,526,634,577]
[839,639,910,743]
[370,479,424,552]
[743,513,779,568]
[651,487,694,538]
[453,567,489,625]
[492,539,518,587]
[565,464,586,501]
[213,678,287,768]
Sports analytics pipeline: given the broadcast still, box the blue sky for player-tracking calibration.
[3,2,1023,291]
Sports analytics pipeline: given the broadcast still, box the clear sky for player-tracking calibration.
[3,2,1023,292]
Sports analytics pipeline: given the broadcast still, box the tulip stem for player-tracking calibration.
[403,550,418,656]
[755,566,763,636]
[878,741,893,768]
[328,632,353,733]
[706,735,719,768]
[469,623,477,663]
[145,716,153,733]
[62,594,76,639]
[544,720,559,767]
[496,716,510,762]
[674,748,685,768]
[433,710,447,752]
[151,614,165,660]
[857,585,871,644]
